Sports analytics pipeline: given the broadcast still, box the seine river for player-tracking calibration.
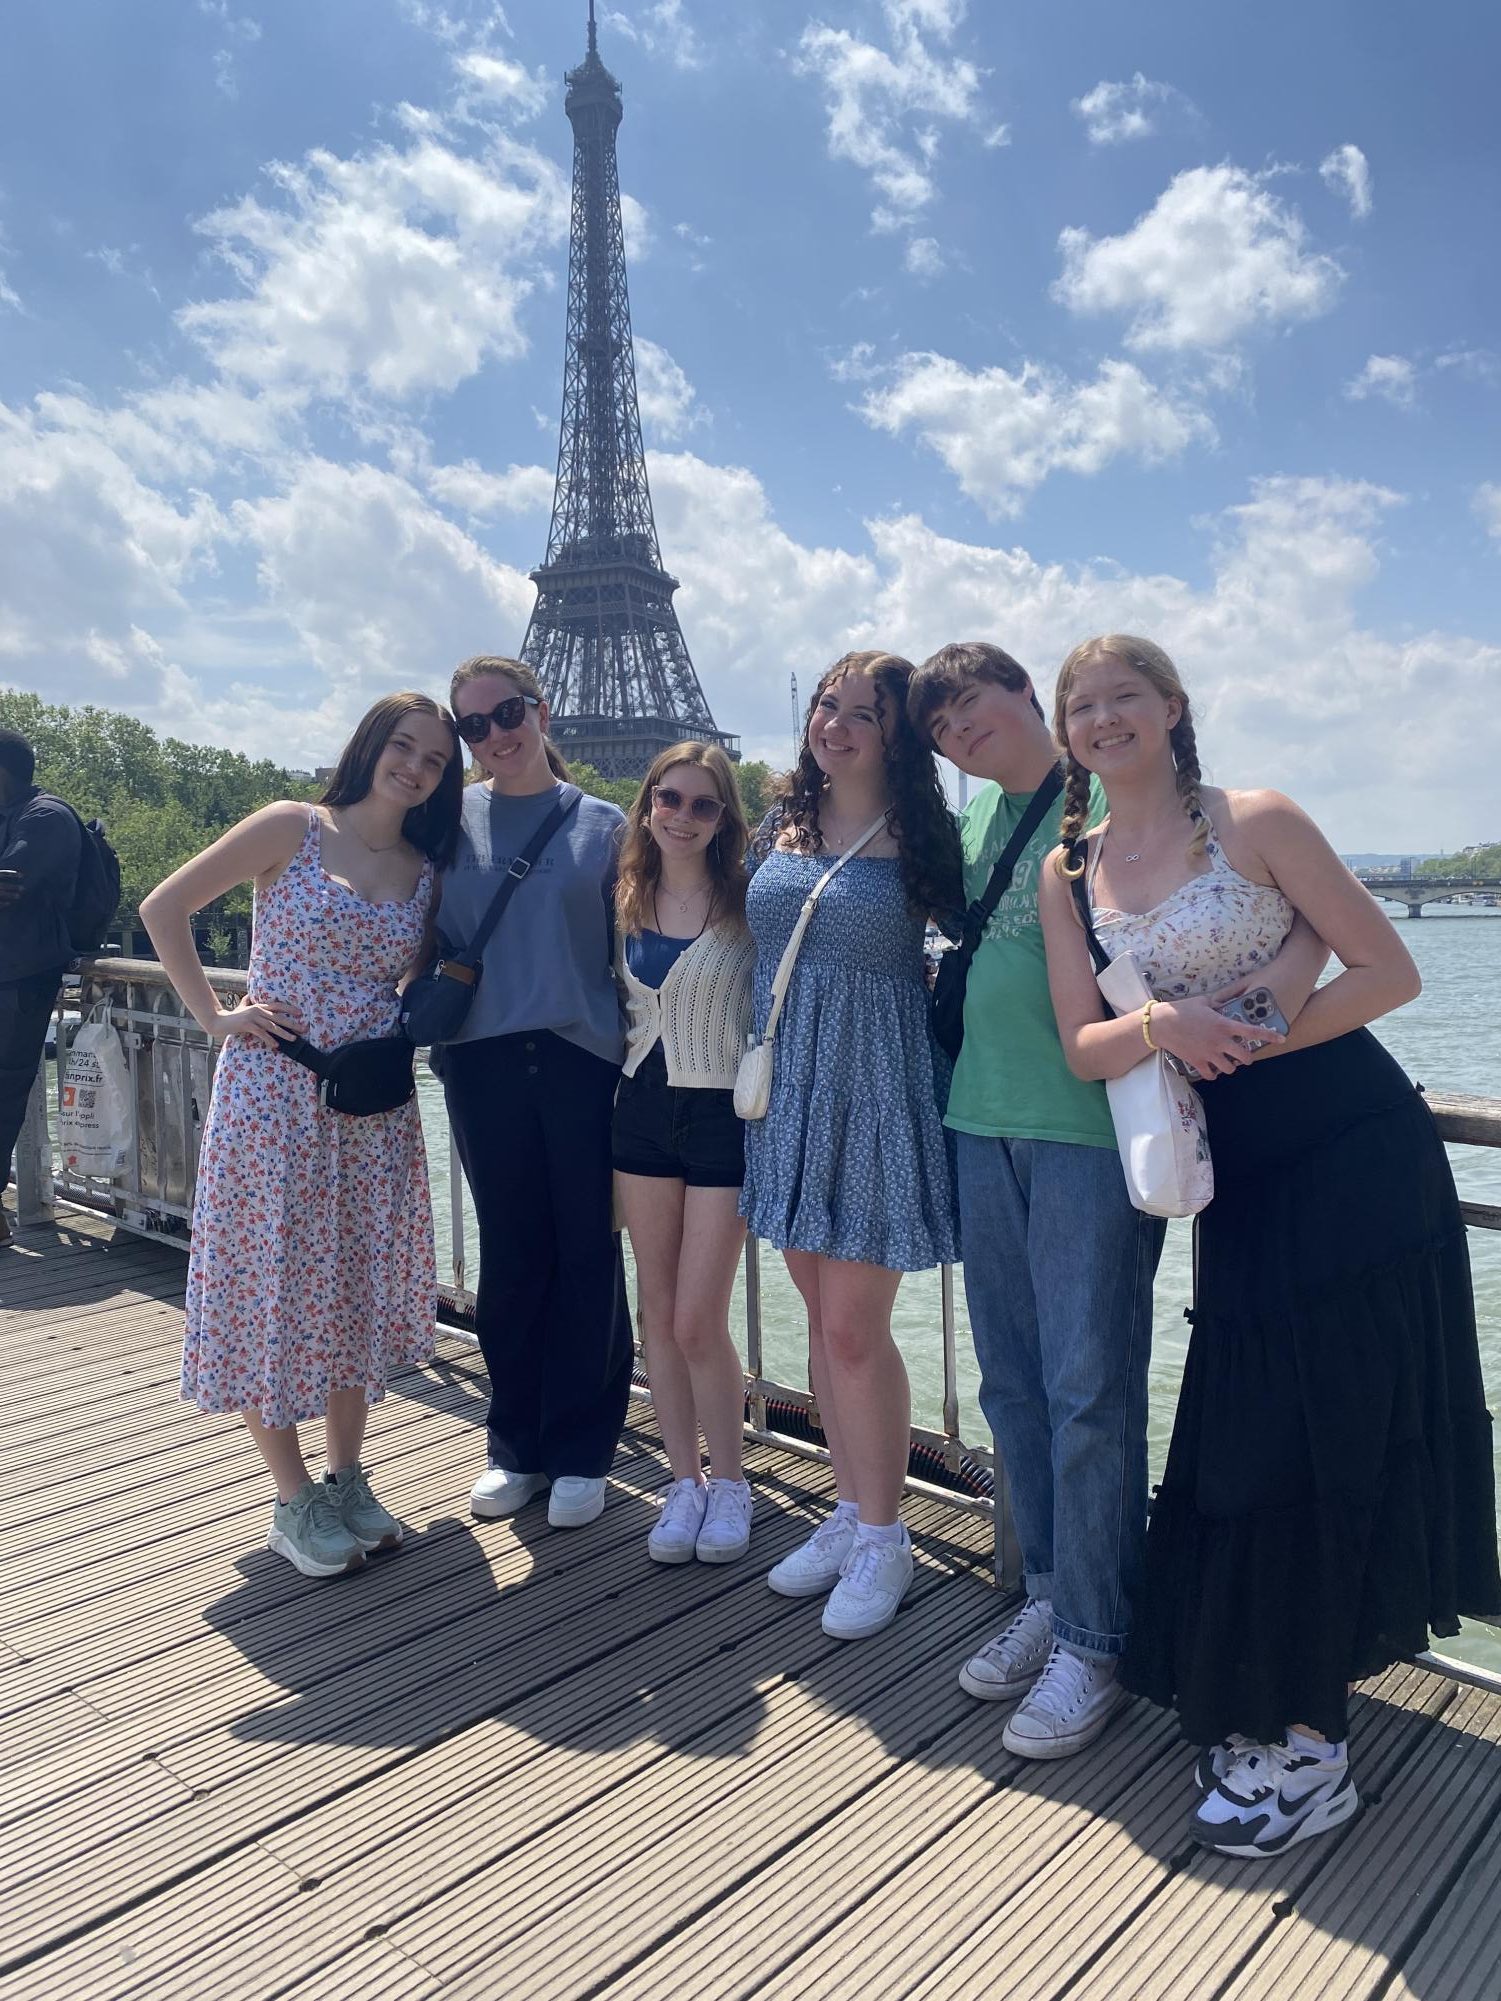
[419,909,1501,1672]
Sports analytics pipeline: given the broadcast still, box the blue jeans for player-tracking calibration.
[955,1131,1165,1661]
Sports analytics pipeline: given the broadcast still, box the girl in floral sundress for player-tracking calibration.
[141,693,463,1580]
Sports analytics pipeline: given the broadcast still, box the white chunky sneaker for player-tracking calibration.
[958,1597,1054,1703]
[821,1527,914,1640]
[1190,1738,1359,1859]
[766,1511,859,1599]
[1002,1643,1126,1760]
[470,1468,550,1520]
[695,1479,753,1564]
[548,1475,607,1528]
[647,1478,708,1564]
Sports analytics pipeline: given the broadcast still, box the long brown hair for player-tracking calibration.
[763,650,963,924]
[449,655,571,780]
[320,692,464,869]
[1051,633,1207,878]
[616,741,750,938]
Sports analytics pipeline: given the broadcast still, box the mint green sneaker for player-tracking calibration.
[268,1479,365,1577]
[324,1462,404,1553]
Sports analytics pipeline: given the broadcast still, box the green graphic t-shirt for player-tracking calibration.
[944,774,1116,1148]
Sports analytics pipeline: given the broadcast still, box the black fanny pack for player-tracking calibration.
[280,1034,416,1117]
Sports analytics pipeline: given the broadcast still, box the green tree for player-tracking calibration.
[0,686,319,928]
[734,759,778,825]
[1417,842,1501,878]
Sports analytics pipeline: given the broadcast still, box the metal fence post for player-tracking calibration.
[16,1053,55,1227]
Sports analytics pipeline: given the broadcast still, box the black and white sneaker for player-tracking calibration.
[1193,1733,1256,1793]
[1190,1737,1359,1859]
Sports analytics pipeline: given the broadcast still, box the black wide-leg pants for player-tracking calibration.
[0,971,63,1189]
[444,1030,632,1478]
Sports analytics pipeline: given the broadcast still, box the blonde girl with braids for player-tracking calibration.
[611,743,758,1565]
[1038,632,1500,1861]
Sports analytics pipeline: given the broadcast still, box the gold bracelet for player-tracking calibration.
[1141,1001,1158,1052]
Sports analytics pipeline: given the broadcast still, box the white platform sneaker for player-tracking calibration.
[470,1469,550,1519]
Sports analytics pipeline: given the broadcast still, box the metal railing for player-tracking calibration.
[13,959,1006,1541]
[14,963,1501,1649]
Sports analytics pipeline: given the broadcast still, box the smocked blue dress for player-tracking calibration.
[740,850,957,1271]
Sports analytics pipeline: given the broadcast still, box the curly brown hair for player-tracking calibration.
[615,742,751,938]
[1051,633,1208,878]
[760,650,963,924]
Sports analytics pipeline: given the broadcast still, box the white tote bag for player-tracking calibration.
[58,1013,133,1180]
[1096,953,1214,1220]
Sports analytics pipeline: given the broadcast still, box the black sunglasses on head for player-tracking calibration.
[456,693,540,745]
[652,785,725,825]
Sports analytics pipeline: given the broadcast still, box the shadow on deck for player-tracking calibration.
[2,1211,1499,2000]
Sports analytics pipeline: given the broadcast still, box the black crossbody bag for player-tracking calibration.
[279,1033,416,1118]
[929,766,1063,1062]
[398,784,583,1051]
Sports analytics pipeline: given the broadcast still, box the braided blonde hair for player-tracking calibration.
[1051,634,1208,877]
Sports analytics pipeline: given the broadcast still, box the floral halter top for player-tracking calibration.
[1086,813,1294,1001]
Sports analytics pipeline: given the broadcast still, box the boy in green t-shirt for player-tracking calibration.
[908,641,1163,1760]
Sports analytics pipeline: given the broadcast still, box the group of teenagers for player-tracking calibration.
[141,634,1500,1865]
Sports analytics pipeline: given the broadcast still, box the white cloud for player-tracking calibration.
[0,222,19,312]
[603,1,706,70]
[1072,74,1193,146]
[452,51,548,118]
[620,192,652,263]
[231,457,534,739]
[1345,354,1417,409]
[1320,143,1372,220]
[199,2,262,100]
[423,458,554,517]
[633,339,706,441]
[179,128,568,399]
[794,0,982,245]
[1054,164,1344,350]
[904,235,945,280]
[1475,484,1501,541]
[638,457,1497,843]
[858,351,1214,515]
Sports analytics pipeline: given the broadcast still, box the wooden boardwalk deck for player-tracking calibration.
[2,1209,1499,2001]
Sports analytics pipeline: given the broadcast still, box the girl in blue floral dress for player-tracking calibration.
[743,650,962,1641]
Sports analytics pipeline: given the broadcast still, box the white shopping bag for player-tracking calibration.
[1097,954,1214,1220]
[59,1015,133,1179]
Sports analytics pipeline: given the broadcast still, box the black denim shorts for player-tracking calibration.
[612,1044,745,1189]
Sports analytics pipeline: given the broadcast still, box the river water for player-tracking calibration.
[418,910,1501,1672]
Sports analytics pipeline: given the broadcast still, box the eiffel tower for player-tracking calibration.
[520,3,738,781]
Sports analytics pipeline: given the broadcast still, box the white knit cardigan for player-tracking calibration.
[618,920,755,1089]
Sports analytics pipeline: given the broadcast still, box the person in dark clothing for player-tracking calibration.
[0,728,82,1244]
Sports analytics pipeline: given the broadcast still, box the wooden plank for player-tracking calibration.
[1216,1680,1501,2000]
[900,1656,1448,2000]
[276,1939,443,2001]
[1387,1801,1501,1999]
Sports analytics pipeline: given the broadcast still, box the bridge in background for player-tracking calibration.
[1356,875,1501,918]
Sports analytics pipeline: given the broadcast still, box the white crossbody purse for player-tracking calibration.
[734,814,889,1121]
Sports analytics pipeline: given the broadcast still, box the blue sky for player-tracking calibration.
[1,0,1497,845]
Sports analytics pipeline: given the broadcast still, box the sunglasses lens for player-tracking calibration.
[691,797,723,823]
[457,713,488,744]
[458,696,529,744]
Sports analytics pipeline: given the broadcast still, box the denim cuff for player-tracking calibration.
[1052,1614,1127,1661]
[1023,1569,1055,1604]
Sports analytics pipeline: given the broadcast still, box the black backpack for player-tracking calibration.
[55,803,122,954]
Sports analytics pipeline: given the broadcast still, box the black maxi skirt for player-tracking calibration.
[1120,1029,1501,1746]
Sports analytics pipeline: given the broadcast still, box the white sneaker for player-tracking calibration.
[647,1478,708,1563]
[1194,1733,1257,1793]
[470,1468,550,1519]
[821,1527,915,1640]
[548,1475,607,1528]
[766,1511,859,1599]
[958,1597,1054,1703]
[1002,1644,1127,1760]
[695,1479,753,1564]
